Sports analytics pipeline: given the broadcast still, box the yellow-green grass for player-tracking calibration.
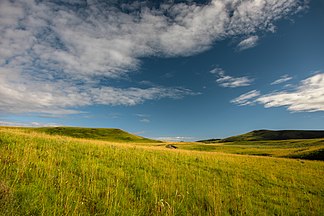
[0,127,323,215]
[172,139,324,160]
[20,126,161,143]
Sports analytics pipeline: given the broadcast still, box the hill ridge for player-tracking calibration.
[199,129,324,143]
[29,126,161,143]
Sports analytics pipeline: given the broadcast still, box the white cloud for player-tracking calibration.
[232,73,324,112]
[271,74,293,85]
[231,90,261,106]
[0,120,61,127]
[210,67,225,74]
[0,69,196,114]
[156,136,195,142]
[213,67,253,88]
[140,118,150,123]
[237,35,259,51]
[0,0,307,114]
[136,114,151,123]
[257,73,324,112]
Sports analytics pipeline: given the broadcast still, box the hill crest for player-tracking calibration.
[199,129,324,143]
[30,127,161,143]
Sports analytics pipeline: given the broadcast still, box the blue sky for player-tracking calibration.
[1,0,323,141]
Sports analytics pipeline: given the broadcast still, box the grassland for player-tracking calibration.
[217,129,324,142]
[172,139,324,161]
[26,127,161,143]
[0,127,324,215]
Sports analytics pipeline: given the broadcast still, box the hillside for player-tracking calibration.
[174,138,324,161]
[0,127,323,215]
[28,127,161,143]
[215,129,324,142]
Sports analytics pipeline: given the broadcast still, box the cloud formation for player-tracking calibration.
[232,73,324,112]
[0,0,307,114]
[136,114,151,123]
[271,74,293,85]
[237,35,259,51]
[155,136,195,142]
[0,120,60,127]
[231,90,261,106]
[212,67,253,88]
[0,69,196,114]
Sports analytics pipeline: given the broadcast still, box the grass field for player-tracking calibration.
[25,127,161,143]
[172,139,324,161]
[0,127,324,215]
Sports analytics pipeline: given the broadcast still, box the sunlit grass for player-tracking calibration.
[0,127,323,215]
[173,139,324,160]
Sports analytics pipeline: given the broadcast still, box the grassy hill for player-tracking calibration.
[171,139,324,161]
[199,130,324,143]
[0,127,324,215]
[25,127,161,143]
[192,130,324,161]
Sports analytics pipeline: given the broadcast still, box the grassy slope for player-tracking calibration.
[172,139,324,161]
[220,129,324,142]
[1,127,324,215]
[24,127,161,143]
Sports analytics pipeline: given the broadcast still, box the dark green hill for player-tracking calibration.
[29,127,161,143]
[221,130,324,142]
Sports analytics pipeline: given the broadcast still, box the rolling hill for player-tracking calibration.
[222,130,324,141]
[27,127,161,143]
[0,126,323,215]
[199,129,324,143]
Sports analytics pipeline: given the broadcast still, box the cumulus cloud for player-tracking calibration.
[271,74,293,85]
[231,90,261,106]
[237,35,259,51]
[232,73,324,112]
[212,67,253,88]
[0,0,307,114]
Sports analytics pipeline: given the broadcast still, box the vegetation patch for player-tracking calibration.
[0,127,323,215]
[221,129,324,142]
[26,127,161,143]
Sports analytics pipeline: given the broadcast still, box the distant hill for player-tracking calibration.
[196,138,221,143]
[30,127,161,143]
[221,130,324,142]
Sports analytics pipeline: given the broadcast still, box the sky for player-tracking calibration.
[1,0,324,141]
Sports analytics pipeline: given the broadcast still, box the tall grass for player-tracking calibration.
[0,128,323,215]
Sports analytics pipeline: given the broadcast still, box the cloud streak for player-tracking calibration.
[232,73,324,112]
[212,67,253,88]
[0,0,307,114]
[231,90,261,106]
[0,69,196,114]
[237,36,259,51]
[271,74,293,85]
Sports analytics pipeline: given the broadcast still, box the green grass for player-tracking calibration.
[0,127,324,215]
[172,139,324,161]
[218,129,324,142]
[24,126,161,143]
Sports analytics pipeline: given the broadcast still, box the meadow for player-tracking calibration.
[0,127,323,215]
[172,139,324,160]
